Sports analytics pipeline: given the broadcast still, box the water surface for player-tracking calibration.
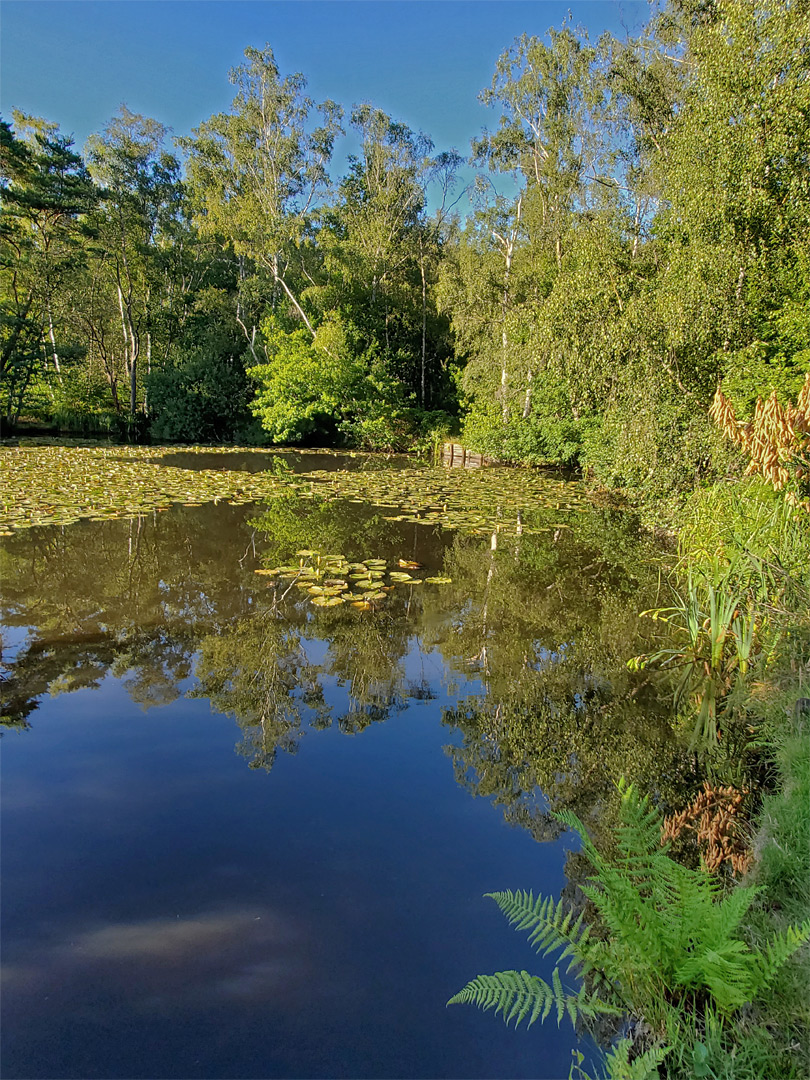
[1,452,684,1079]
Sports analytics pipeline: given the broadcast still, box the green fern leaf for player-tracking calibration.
[751,919,810,992]
[448,970,554,1029]
[552,966,565,1025]
[603,1037,670,1080]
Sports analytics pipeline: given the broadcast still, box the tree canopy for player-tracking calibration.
[2,0,807,494]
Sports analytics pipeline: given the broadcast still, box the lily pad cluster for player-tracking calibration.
[0,444,297,532]
[296,466,591,536]
[255,550,451,610]
[0,441,596,536]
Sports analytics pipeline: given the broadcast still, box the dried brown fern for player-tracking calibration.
[662,781,752,876]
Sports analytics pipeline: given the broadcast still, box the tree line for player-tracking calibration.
[2,0,808,496]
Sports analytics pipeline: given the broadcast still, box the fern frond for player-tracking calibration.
[701,882,761,941]
[552,966,565,1024]
[447,968,619,1029]
[603,1037,670,1080]
[555,784,674,897]
[675,939,754,1011]
[750,919,810,993]
[485,891,589,966]
[447,970,559,1028]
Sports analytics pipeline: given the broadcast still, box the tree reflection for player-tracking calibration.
[192,613,324,770]
[0,492,691,843]
[425,515,693,841]
[0,505,254,725]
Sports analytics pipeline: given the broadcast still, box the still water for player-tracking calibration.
[1,454,682,1079]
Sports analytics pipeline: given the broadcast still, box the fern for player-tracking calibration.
[485,891,591,969]
[750,918,810,991]
[447,969,620,1030]
[450,777,810,1066]
[601,1038,670,1080]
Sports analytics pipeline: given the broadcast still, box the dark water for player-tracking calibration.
[1,459,684,1079]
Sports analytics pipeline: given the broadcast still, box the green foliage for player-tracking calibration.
[249,316,365,444]
[450,779,810,1069]
[249,314,423,449]
[412,410,458,461]
[448,967,618,1030]
[630,563,766,752]
[147,350,253,443]
[600,1039,669,1080]
[676,479,810,594]
[752,706,810,923]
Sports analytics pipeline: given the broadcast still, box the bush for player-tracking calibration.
[147,350,252,443]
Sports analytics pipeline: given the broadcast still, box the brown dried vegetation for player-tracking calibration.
[710,373,810,510]
[662,781,752,876]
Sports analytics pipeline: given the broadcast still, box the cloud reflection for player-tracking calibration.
[4,906,306,1012]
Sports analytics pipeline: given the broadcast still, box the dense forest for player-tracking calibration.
[2,0,807,501]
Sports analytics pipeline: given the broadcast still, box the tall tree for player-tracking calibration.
[181,45,343,351]
[85,106,182,416]
[1,113,97,426]
[318,107,457,407]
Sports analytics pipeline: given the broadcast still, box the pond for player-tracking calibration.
[0,446,687,1079]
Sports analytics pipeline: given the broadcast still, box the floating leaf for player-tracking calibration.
[0,443,592,536]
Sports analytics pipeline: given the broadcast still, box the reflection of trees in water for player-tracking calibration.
[429,512,692,842]
[0,497,691,841]
[190,602,421,763]
[192,615,323,770]
[0,507,255,726]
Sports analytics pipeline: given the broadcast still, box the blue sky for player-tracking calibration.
[2,1,649,187]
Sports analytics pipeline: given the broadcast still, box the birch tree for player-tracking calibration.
[181,45,343,350]
[86,106,181,415]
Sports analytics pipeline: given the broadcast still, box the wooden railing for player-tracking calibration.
[440,442,491,468]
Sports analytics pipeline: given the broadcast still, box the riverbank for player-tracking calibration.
[642,477,810,1079]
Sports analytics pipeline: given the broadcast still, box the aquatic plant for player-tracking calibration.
[255,549,451,612]
[629,562,765,752]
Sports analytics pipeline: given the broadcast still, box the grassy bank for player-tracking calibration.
[669,479,810,1080]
